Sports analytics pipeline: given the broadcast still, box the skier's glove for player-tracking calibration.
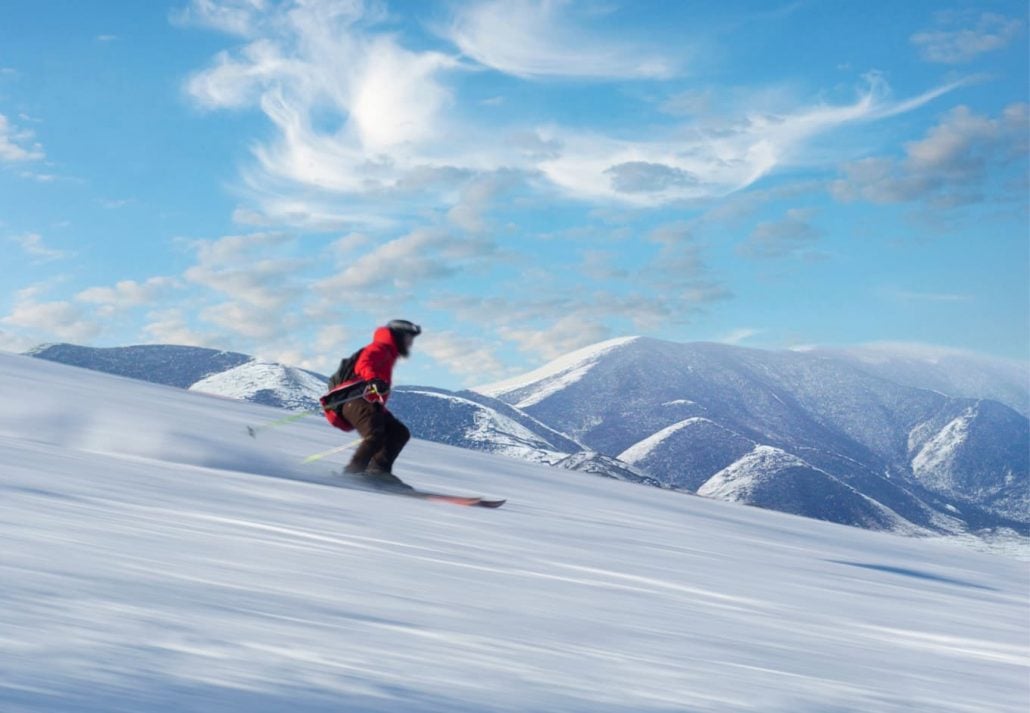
[364,379,390,402]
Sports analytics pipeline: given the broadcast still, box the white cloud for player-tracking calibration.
[185,0,459,201]
[100,198,134,209]
[739,208,824,259]
[11,233,71,262]
[912,11,1023,64]
[190,230,293,265]
[201,300,285,339]
[176,231,309,341]
[172,0,271,36]
[143,308,221,347]
[719,328,763,345]
[500,315,613,361]
[418,331,506,380]
[20,171,60,183]
[446,170,520,233]
[0,114,44,162]
[1,298,102,343]
[878,288,974,303]
[180,1,965,222]
[313,324,353,354]
[832,103,1029,207]
[540,75,966,205]
[96,34,119,42]
[445,0,678,79]
[185,255,303,310]
[75,277,176,309]
[315,228,495,292]
[0,328,35,353]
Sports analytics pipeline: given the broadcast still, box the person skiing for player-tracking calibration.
[319,320,421,490]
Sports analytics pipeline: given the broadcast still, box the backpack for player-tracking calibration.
[327,348,364,389]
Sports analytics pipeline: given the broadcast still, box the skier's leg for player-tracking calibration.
[340,400,387,473]
[368,413,410,473]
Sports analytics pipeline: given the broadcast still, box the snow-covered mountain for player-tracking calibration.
[189,361,328,411]
[808,343,1030,416]
[28,343,252,388]
[27,339,1029,539]
[477,337,1029,536]
[2,350,1028,712]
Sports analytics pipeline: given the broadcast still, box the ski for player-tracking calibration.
[403,491,506,508]
[334,473,505,508]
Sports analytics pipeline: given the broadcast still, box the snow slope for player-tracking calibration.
[2,351,1028,713]
[475,336,640,408]
[190,361,328,411]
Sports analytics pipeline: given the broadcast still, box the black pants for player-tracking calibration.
[340,399,410,474]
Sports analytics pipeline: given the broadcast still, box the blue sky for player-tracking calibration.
[1,0,1027,388]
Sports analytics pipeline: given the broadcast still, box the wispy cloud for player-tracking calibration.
[11,233,71,262]
[878,287,974,303]
[0,114,44,162]
[719,327,763,345]
[179,0,964,223]
[100,198,134,209]
[445,0,678,79]
[539,74,964,205]
[912,11,1023,64]
[171,0,272,36]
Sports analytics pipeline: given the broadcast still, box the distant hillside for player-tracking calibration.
[477,337,1030,536]
[27,343,252,388]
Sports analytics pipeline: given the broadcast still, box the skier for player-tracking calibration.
[320,320,422,490]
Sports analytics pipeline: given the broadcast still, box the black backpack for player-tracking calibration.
[327,348,364,389]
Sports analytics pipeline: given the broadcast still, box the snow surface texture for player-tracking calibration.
[2,351,1029,713]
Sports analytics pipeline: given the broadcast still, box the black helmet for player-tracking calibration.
[387,319,421,356]
[387,319,422,336]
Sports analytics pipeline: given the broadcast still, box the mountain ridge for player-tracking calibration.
[23,339,1029,540]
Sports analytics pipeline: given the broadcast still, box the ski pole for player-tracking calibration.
[246,408,320,438]
[301,440,360,464]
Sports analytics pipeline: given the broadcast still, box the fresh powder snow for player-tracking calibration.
[619,417,721,463]
[475,336,639,408]
[1,351,1028,713]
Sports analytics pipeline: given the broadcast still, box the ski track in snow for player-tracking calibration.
[1,351,1028,713]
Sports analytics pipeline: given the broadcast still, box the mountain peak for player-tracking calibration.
[474,335,641,407]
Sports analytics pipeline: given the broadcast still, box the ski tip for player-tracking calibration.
[476,499,506,508]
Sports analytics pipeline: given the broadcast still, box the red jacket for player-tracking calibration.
[353,326,400,389]
[323,327,400,432]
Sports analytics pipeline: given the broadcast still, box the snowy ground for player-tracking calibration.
[1,352,1027,713]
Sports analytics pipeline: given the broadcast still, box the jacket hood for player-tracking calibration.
[372,326,399,353]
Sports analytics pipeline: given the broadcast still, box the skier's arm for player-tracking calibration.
[354,344,392,389]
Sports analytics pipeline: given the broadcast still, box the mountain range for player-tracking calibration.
[26,339,1029,539]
